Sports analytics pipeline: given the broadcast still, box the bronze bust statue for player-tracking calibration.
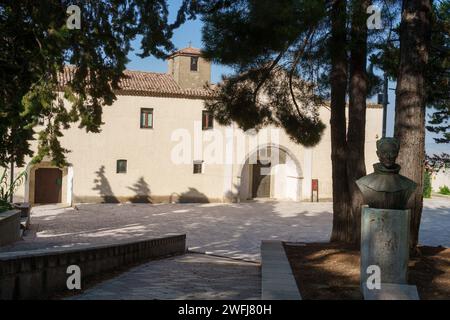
[356,137,417,210]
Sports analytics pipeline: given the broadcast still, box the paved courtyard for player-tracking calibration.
[68,253,261,300]
[1,198,449,261]
[2,198,448,300]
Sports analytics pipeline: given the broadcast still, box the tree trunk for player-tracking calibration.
[394,0,432,249]
[346,0,369,245]
[330,0,351,243]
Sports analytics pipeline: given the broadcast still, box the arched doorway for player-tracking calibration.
[34,168,63,204]
[239,145,302,201]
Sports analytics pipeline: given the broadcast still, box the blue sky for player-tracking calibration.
[125,0,447,155]
[125,0,232,84]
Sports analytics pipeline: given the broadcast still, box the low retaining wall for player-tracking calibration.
[0,210,21,246]
[0,234,186,300]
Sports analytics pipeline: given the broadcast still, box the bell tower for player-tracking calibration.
[167,47,211,89]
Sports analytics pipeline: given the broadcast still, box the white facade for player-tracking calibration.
[13,48,384,204]
[432,169,450,193]
[14,96,383,204]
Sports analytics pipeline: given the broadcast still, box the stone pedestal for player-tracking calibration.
[360,207,410,290]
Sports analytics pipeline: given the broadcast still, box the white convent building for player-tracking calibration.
[15,47,383,205]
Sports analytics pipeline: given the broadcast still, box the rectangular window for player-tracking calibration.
[202,111,214,130]
[116,160,127,174]
[193,161,203,174]
[37,116,45,126]
[190,57,199,72]
[140,108,153,129]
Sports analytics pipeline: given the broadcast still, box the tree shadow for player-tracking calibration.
[284,242,363,300]
[92,166,119,203]
[128,177,152,203]
[179,188,210,203]
[408,245,450,299]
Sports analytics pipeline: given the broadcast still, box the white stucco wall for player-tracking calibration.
[432,169,450,192]
[12,93,383,204]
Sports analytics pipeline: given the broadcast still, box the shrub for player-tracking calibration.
[439,185,450,195]
[423,171,432,198]
[0,199,10,213]
[0,167,28,211]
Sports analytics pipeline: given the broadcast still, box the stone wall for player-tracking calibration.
[0,210,21,246]
[0,234,186,300]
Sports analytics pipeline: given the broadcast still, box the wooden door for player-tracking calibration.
[252,160,271,198]
[34,168,62,204]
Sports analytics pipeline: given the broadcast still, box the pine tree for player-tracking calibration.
[201,0,383,244]
[425,1,450,145]
[0,0,196,168]
[370,1,449,248]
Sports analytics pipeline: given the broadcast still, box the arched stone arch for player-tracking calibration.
[237,143,303,201]
[27,162,73,205]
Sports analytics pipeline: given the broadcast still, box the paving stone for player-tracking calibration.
[2,199,448,261]
[68,254,261,300]
[1,199,448,300]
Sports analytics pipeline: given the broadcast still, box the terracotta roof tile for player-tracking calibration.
[57,66,382,108]
[58,66,214,99]
[168,47,202,57]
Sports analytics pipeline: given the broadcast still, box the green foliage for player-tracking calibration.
[201,0,328,67]
[200,0,404,147]
[425,1,450,144]
[426,152,450,173]
[0,1,195,167]
[206,68,326,146]
[0,167,28,212]
[439,185,450,195]
[201,0,330,147]
[372,0,450,144]
[423,171,432,198]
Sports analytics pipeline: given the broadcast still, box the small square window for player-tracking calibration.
[117,160,127,174]
[202,111,214,130]
[190,57,199,72]
[193,161,203,174]
[37,116,45,126]
[140,108,153,129]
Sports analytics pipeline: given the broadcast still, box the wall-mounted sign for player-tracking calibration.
[311,179,319,202]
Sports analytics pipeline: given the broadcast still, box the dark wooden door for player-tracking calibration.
[252,160,271,198]
[34,168,62,204]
